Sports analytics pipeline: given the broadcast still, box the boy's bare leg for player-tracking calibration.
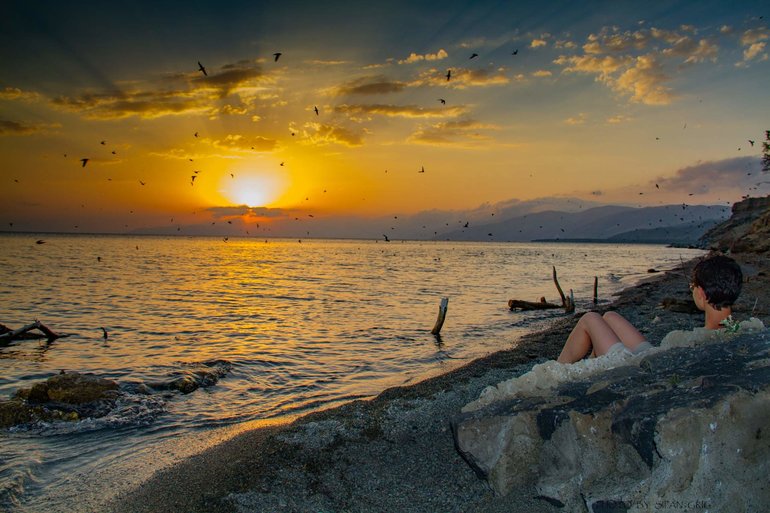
[557,312,620,363]
[601,311,646,351]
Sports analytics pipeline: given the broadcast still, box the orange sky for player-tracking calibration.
[1,0,768,237]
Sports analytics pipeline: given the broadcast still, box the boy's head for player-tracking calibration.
[691,254,743,310]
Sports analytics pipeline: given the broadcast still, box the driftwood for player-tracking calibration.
[507,297,561,310]
[0,321,67,346]
[508,266,575,313]
[431,297,449,336]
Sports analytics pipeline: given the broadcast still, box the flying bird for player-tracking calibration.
[438,98,446,104]
[314,106,319,115]
[512,49,519,55]
[100,140,106,145]
[194,132,199,138]
[273,52,282,62]
[198,61,207,76]
[469,53,478,59]
[419,166,425,173]
[101,327,108,340]
[36,239,46,244]
[383,234,390,242]
[748,139,755,146]
[191,175,196,185]
[80,158,89,167]
[446,69,451,81]
[139,180,146,186]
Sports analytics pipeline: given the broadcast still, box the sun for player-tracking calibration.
[221,172,286,207]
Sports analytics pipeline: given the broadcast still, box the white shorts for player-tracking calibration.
[607,341,652,357]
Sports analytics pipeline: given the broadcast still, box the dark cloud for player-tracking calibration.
[51,90,211,119]
[656,156,760,193]
[207,205,285,218]
[192,63,264,96]
[408,119,498,145]
[336,76,406,95]
[0,119,57,135]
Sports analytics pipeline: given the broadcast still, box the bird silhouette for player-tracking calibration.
[139,180,146,186]
[464,222,469,228]
[273,52,282,62]
[419,166,425,173]
[314,106,319,115]
[80,158,89,167]
[280,162,284,166]
[512,49,519,55]
[101,327,108,340]
[438,98,446,104]
[191,175,196,185]
[194,132,198,138]
[383,234,390,242]
[469,53,478,59]
[748,139,755,147]
[100,140,106,145]
[446,69,451,81]
[198,61,207,76]
[36,239,46,244]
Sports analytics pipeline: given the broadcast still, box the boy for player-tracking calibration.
[556,254,743,364]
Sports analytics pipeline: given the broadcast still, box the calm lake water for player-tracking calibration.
[0,235,704,512]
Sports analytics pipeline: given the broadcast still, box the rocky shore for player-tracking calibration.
[95,236,769,513]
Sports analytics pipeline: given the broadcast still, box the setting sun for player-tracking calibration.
[221,172,287,208]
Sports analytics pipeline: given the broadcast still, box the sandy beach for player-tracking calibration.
[104,252,770,513]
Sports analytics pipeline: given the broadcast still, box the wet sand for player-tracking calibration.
[104,253,769,513]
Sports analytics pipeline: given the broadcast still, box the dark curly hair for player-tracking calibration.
[691,255,743,310]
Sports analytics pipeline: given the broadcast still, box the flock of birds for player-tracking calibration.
[9,44,770,241]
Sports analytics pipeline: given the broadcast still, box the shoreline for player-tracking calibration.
[103,253,769,513]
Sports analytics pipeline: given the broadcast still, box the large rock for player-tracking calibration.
[699,195,770,253]
[1,372,119,428]
[452,326,770,512]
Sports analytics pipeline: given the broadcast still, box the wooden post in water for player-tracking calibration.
[593,276,598,304]
[431,297,449,336]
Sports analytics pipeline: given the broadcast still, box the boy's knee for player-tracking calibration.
[581,311,603,324]
[602,311,622,323]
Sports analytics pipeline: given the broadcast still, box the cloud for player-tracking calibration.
[555,24,732,105]
[335,76,407,95]
[531,70,553,77]
[564,113,587,125]
[398,49,448,64]
[214,134,277,152]
[743,42,767,61]
[207,205,286,219]
[530,39,548,49]
[606,114,633,124]
[0,119,59,136]
[302,122,364,147]
[417,68,510,89]
[655,156,760,193]
[335,103,467,119]
[50,60,271,120]
[614,54,673,105]
[51,90,214,119]
[408,119,499,146]
[0,87,41,102]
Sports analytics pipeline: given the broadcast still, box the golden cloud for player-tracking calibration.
[530,39,548,49]
[214,134,277,152]
[564,113,587,125]
[0,87,41,102]
[51,90,214,119]
[398,49,448,64]
[614,55,673,105]
[334,103,467,119]
[408,119,499,146]
[532,70,553,77]
[302,122,364,147]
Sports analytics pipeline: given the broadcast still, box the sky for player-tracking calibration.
[1,0,768,238]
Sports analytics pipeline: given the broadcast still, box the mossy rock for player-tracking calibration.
[16,372,119,405]
[0,399,33,429]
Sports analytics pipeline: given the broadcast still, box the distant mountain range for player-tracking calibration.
[435,204,730,244]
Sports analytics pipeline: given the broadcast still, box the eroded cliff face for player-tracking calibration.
[699,195,770,253]
[452,326,770,512]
